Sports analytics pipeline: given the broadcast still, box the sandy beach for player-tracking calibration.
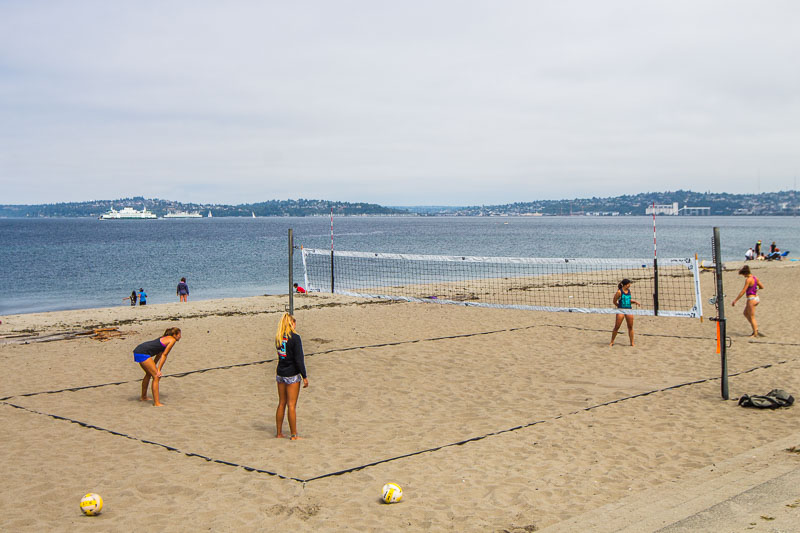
[1,261,798,532]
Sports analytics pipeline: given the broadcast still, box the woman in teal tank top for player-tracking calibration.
[611,279,641,346]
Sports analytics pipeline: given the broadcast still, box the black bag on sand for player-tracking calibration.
[738,389,795,409]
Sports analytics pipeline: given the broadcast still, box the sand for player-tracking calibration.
[1,261,798,532]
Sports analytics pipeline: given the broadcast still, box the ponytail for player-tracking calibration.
[163,327,181,338]
[275,312,296,349]
[618,279,631,290]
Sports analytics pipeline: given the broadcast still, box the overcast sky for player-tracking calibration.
[1,1,798,206]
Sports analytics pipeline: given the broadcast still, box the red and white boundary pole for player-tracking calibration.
[652,202,659,316]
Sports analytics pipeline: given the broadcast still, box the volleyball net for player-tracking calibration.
[300,248,703,318]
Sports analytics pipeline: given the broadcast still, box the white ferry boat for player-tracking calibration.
[99,207,157,219]
[162,211,203,219]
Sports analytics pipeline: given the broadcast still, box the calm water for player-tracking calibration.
[1,216,798,315]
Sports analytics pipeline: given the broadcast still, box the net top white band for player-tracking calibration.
[302,248,694,268]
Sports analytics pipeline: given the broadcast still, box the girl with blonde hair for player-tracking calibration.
[274,313,308,440]
[132,327,181,406]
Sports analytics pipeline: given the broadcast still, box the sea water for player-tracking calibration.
[1,216,798,315]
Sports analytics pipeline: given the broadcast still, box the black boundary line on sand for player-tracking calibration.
[2,357,795,484]
[1,321,725,403]
[0,401,303,482]
[1,326,544,402]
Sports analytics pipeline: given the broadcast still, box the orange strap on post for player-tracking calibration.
[716,321,721,354]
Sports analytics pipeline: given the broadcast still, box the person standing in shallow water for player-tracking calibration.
[177,277,189,302]
[732,265,764,338]
[610,279,641,346]
[274,312,308,440]
[123,290,137,306]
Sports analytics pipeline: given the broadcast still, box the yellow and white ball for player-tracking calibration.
[381,483,403,504]
[80,493,103,515]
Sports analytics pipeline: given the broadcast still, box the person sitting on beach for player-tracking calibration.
[274,312,308,440]
[732,265,763,338]
[757,253,766,261]
[138,288,147,305]
[744,247,754,261]
[132,327,181,406]
[610,279,641,347]
[293,283,306,294]
[123,290,138,306]
[177,277,189,302]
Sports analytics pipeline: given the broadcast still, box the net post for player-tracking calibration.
[712,227,729,400]
[652,203,659,316]
[653,258,659,316]
[330,208,335,294]
[696,253,703,323]
[288,228,294,315]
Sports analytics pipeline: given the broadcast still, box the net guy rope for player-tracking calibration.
[302,249,703,318]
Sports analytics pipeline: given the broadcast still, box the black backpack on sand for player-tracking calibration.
[738,389,795,409]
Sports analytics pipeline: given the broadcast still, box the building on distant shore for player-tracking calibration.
[645,202,710,216]
[678,206,711,215]
[646,202,680,215]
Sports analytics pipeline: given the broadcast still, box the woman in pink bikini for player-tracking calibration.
[732,265,764,338]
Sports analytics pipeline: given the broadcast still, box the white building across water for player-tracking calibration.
[645,202,710,216]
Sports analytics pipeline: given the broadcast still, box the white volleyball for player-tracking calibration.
[80,493,103,515]
[382,483,403,504]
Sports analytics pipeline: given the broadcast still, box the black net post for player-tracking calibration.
[288,228,294,315]
[653,258,659,316]
[712,227,729,400]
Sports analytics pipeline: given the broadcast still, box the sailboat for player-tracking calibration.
[252,211,256,218]
[207,210,213,218]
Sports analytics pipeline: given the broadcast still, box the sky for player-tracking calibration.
[1,1,799,206]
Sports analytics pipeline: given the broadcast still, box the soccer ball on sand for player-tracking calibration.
[381,483,403,504]
[80,493,103,515]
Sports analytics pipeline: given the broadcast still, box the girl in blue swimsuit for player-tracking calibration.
[610,279,641,346]
[133,327,181,406]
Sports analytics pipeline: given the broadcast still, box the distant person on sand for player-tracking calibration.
[177,277,189,302]
[755,240,762,256]
[293,283,306,294]
[610,279,641,346]
[732,265,764,338]
[770,241,777,254]
[745,247,754,261]
[123,290,138,306]
[274,312,308,440]
[138,288,147,306]
[132,327,181,406]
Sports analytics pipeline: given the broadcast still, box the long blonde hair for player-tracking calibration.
[275,312,296,349]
